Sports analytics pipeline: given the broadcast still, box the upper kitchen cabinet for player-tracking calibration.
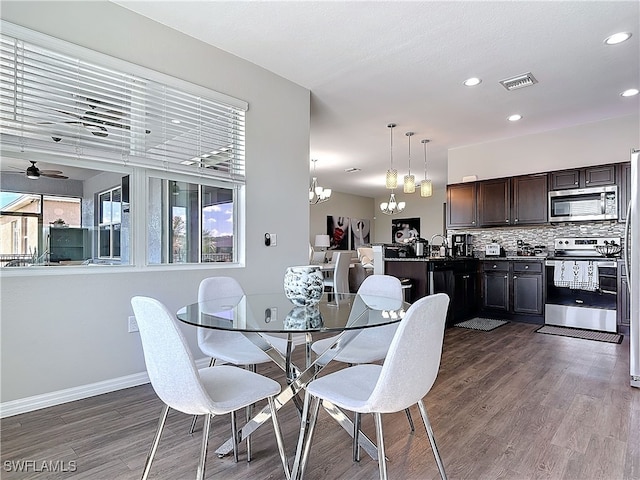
[477,174,548,227]
[619,162,631,223]
[478,178,510,227]
[446,182,477,229]
[550,164,616,190]
[511,174,548,225]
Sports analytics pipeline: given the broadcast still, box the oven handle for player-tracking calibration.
[545,260,618,268]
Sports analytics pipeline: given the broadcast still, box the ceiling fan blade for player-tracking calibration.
[41,173,68,179]
[39,169,64,175]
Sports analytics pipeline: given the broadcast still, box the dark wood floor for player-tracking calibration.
[2,321,639,479]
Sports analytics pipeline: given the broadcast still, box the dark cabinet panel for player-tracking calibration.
[551,164,617,190]
[446,183,477,229]
[478,179,510,227]
[584,165,616,186]
[619,162,631,223]
[483,271,509,311]
[512,174,548,224]
[551,169,580,189]
[481,260,544,318]
[512,274,543,315]
[384,261,428,302]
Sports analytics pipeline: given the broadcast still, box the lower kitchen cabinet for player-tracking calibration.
[481,260,544,320]
[430,259,478,326]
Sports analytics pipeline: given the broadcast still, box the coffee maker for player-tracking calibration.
[451,234,473,258]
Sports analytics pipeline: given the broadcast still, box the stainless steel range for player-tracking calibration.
[545,237,620,333]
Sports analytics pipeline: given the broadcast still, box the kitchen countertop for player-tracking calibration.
[384,256,547,262]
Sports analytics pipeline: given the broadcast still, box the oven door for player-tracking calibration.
[545,260,618,332]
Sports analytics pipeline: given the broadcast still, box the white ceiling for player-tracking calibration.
[80,2,640,196]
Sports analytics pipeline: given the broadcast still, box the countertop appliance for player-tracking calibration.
[451,234,472,257]
[626,149,639,388]
[485,242,503,257]
[548,185,618,222]
[545,236,621,333]
[414,238,428,257]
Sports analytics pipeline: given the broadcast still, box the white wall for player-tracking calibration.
[309,191,375,245]
[373,187,447,244]
[448,115,640,184]
[0,2,310,406]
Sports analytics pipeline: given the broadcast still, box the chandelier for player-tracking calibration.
[380,192,405,215]
[420,139,433,197]
[309,159,332,204]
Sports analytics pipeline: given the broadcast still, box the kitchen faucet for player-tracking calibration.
[430,234,449,257]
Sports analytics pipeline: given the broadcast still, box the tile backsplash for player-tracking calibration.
[448,220,625,257]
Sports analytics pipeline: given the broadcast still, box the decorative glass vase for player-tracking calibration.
[283,265,324,306]
[284,306,323,330]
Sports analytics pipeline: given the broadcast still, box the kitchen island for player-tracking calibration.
[384,256,478,326]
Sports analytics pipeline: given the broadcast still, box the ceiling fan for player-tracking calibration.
[17,161,69,180]
[40,98,151,142]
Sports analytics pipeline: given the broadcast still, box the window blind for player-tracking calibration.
[0,23,246,183]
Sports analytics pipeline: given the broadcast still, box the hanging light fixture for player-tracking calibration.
[309,158,332,204]
[420,139,433,197]
[380,192,405,215]
[385,123,397,189]
[404,131,415,193]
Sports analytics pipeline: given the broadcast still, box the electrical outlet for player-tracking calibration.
[128,315,139,333]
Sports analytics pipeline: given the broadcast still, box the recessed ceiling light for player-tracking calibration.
[604,32,632,45]
[507,114,522,122]
[463,77,482,87]
[621,88,639,97]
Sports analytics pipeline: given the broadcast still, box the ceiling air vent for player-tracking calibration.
[499,72,538,91]
[344,167,361,173]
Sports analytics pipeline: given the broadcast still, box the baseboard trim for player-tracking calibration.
[0,358,211,418]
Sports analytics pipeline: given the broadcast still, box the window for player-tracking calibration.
[147,177,236,264]
[98,187,122,259]
[0,22,247,270]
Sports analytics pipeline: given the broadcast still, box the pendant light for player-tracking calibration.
[420,139,433,197]
[385,123,397,189]
[404,131,415,193]
[309,158,332,204]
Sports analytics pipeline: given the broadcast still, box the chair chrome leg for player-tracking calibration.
[246,402,253,462]
[141,404,170,480]
[373,413,387,480]
[352,412,361,462]
[417,400,447,480]
[189,358,216,435]
[405,407,415,432]
[268,396,291,480]
[231,410,239,463]
[299,394,322,479]
[196,414,212,480]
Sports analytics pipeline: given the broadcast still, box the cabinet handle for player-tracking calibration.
[524,265,529,269]
[575,181,578,185]
[514,219,518,222]
[462,275,469,279]
[504,275,508,279]
[586,180,590,184]
[506,219,509,223]
[513,276,518,279]
[493,264,497,269]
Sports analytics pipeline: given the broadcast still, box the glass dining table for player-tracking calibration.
[176,291,408,463]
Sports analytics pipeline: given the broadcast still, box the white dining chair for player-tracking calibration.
[323,251,350,301]
[293,293,450,480]
[130,296,289,480]
[311,274,414,455]
[190,276,293,462]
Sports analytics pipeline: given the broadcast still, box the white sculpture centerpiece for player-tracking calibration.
[284,265,324,307]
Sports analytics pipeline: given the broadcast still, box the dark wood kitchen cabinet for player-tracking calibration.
[446,182,477,228]
[619,162,631,223]
[478,174,548,227]
[550,164,616,190]
[430,259,478,326]
[481,260,544,319]
[511,174,548,224]
[478,179,510,227]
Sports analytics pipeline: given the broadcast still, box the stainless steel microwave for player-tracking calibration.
[548,185,618,222]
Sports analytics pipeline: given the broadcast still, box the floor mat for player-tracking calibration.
[454,318,509,331]
[535,325,623,344]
